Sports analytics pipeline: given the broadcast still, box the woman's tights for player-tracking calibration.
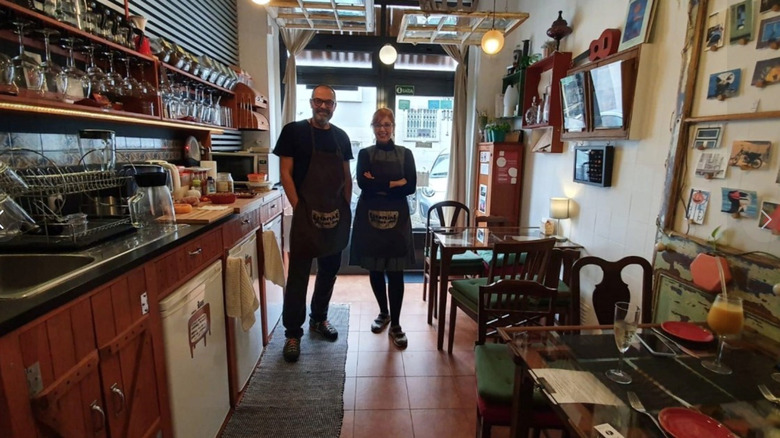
[369,270,404,326]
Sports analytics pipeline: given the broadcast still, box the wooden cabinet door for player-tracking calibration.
[92,268,161,438]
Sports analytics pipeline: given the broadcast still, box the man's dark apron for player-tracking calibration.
[352,146,410,259]
[289,125,351,259]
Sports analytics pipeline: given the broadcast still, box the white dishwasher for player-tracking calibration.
[264,214,284,342]
[159,260,230,438]
[228,232,264,391]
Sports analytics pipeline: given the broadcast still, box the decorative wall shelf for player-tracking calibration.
[521,51,572,153]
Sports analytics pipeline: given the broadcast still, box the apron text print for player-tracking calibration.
[311,209,340,229]
[368,210,399,230]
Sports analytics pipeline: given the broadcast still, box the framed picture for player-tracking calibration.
[756,16,780,49]
[686,189,710,224]
[760,0,780,13]
[589,62,625,129]
[729,1,754,44]
[728,140,771,169]
[705,11,725,51]
[560,72,586,133]
[695,152,728,179]
[619,0,657,51]
[692,126,723,149]
[720,188,759,218]
[751,56,780,86]
[759,201,780,233]
[707,69,741,99]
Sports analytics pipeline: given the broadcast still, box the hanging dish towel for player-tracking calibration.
[225,256,259,332]
[263,230,286,288]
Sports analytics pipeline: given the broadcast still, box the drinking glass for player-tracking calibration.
[702,295,744,375]
[82,44,108,96]
[606,301,641,385]
[0,52,17,95]
[59,37,90,100]
[101,51,123,99]
[121,56,139,97]
[10,20,45,94]
[36,28,68,97]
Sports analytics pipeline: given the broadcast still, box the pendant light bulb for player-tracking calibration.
[481,30,504,55]
[379,43,398,65]
[251,0,270,5]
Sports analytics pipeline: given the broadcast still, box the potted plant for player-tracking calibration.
[492,119,511,142]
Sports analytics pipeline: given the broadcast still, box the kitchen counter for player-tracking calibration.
[0,189,281,336]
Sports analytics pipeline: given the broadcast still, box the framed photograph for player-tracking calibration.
[694,152,728,179]
[721,188,759,218]
[760,0,780,13]
[560,72,587,133]
[692,126,723,149]
[729,1,754,44]
[756,16,780,49]
[619,0,657,51]
[590,62,625,129]
[705,11,725,51]
[759,201,780,233]
[729,140,771,169]
[751,56,780,86]
[707,69,741,99]
[686,189,710,224]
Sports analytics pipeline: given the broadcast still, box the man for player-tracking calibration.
[273,85,353,363]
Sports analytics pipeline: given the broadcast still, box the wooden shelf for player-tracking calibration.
[521,51,572,153]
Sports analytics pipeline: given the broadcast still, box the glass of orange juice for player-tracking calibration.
[702,295,743,375]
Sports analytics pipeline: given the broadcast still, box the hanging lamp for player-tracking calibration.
[481,0,504,54]
[251,0,270,5]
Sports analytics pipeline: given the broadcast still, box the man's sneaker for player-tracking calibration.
[283,338,300,362]
[309,319,338,342]
[371,313,391,333]
[389,325,408,349]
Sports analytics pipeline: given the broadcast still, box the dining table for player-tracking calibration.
[428,226,583,350]
[497,325,780,438]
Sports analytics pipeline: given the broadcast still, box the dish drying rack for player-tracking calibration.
[0,148,133,244]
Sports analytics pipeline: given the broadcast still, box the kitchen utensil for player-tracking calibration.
[78,129,116,171]
[128,172,175,228]
[627,391,668,437]
[661,321,714,343]
[657,407,737,438]
[146,160,181,199]
[0,193,36,241]
[758,384,780,404]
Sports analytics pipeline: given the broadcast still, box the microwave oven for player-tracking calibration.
[211,152,269,183]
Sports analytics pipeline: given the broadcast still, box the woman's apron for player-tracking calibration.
[351,146,411,259]
[289,125,351,259]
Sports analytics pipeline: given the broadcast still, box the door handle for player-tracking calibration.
[90,400,106,432]
[188,247,203,256]
[110,383,126,416]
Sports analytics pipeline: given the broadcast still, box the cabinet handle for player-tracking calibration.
[110,383,126,416]
[90,400,106,432]
[241,219,251,224]
[188,248,203,256]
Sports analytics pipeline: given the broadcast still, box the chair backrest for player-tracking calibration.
[427,200,470,228]
[474,215,509,228]
[486,238,557,283]
[570,256,653,325]
[477,279,558,344]
[544,248,582,288]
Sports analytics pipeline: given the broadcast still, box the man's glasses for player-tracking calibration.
[373,123,394,130]
[311,98,336,108]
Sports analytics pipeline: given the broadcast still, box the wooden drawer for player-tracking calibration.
[261,196,282,224]
[222,208,261,248]
[154,229,223,293]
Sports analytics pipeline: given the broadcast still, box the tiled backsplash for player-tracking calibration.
[0,132,183,169]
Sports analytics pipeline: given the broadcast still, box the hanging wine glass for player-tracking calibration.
[59,36,90,101]
[82,44,108,98]
[10,20,45,94]
[0,52,17,95]
[121,56,140,98]
[135,60,157,99]
[35,28,68,99]
[101,51,123,100]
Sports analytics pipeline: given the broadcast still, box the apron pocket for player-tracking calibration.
[368,209,399,230]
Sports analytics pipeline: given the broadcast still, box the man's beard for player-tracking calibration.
[312,109,331,126]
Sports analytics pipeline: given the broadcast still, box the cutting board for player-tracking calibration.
[171,205,233,224]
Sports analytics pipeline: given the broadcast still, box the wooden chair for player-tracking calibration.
[423,201,485,322]
[570,256,653,325]
[447,238,556,353]
[544,248,582,325]
[473,280,566,438]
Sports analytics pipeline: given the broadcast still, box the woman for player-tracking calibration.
[350,108,416,349]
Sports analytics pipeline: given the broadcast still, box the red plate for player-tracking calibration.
[661,321,714,343]
[658,408,737,438]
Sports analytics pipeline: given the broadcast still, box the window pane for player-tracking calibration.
[297,49,372,69]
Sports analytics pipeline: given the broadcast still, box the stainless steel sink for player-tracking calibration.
[0,254,96,300]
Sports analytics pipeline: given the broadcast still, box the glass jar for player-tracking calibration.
[216,172,233,193]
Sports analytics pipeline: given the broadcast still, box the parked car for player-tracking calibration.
[418,151,449,225]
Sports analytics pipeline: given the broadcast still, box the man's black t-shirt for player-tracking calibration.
[272,119,353,190]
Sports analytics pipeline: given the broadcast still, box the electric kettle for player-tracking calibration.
[128,172,176,228]
[145,160,182,200]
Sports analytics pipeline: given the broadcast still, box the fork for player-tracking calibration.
[627,391,669,437]
[758,384,780,404]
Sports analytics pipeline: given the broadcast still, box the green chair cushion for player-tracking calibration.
[424,247,485,268]
[450,278,571,315]
[474,343,549,406]
[477,250,526,267]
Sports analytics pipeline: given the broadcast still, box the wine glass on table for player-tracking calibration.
[702,295,743,375]
[606,301,641,385]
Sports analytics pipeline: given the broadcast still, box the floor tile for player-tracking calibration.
[354,377,410,410]
[402,351,456,377]
[356,351,405,377]
[405,376,466,409]
[353,410,413,438]
[340,411,354,438]
[344,377,356,410]
[410,408,476,438]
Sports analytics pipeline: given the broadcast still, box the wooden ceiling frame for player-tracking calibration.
[396,10,527,46]
[266,0,376,32]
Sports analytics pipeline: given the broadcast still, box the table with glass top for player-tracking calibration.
[428,227,582,350]
[497,326,780,438]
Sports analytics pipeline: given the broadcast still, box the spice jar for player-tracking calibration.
[216,172,233,193]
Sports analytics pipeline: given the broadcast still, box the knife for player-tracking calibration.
[651,328,701,358]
